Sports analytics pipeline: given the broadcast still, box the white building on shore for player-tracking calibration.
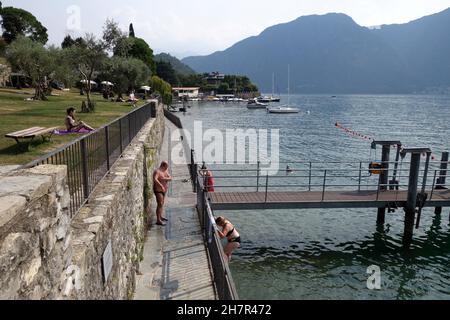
[172,87,200,99]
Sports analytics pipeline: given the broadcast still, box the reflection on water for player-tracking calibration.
[180,94,450,300]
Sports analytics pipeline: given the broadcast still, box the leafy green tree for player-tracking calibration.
[115,37,155,74]
[61,35,75,48]
[156,60,178,86]
[151,75,172,105]
[6,36,57,100]
[102,56,151,99]
[62,35,85,49]
[102,19,127,53]
[0,6,48,44]
[113,36,133,57]
[218,82,230,94]
[129,23,135,37]
[52,47,78,89]
[65,34,108,112]
[178,73,207,88]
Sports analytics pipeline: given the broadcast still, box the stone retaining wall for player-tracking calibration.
[0,102,165,300]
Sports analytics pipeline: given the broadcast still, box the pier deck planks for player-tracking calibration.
[209,189,450,210]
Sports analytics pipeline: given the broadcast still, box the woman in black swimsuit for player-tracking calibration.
[215,216,241,262]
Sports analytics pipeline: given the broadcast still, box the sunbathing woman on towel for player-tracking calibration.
[65,107,94,133]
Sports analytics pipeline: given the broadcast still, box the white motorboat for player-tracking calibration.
[267,106,300,113]
[247,98,269,109]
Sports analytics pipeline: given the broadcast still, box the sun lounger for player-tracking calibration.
[5,126,59,151]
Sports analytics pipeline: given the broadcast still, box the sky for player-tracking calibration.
[3,0,450,58]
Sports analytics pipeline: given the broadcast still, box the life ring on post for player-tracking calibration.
[369,162,383,175]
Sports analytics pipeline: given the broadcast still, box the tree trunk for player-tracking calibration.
[85,86,92,112]
[81,84,94,113]
[33,83,48,101]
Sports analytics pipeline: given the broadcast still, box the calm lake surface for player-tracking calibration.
[179,94,450,300]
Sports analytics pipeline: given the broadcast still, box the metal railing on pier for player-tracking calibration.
[196,175,239,300]
[201,159,449,203]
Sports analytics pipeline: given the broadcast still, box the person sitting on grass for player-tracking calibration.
[128,91,139,103]
[65,107,94,132]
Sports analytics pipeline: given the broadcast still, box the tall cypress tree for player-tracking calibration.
[129,23,135,37]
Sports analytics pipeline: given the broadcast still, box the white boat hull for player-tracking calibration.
[268,107,300,114]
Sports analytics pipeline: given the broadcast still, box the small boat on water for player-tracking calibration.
[247,98,269,109]
[257,96,281,103]
[257,97,281,103]
[229,97,245,103]
[168,105,187,112]
[268,65,299,114]
[267,106,300,114]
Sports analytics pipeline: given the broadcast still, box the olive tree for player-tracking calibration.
[102,19,129,54]
[102,56,151,99]
[6,36,56,100]
[65,34,107,112]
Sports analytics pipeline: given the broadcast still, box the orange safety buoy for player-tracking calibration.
[369,162,383,175]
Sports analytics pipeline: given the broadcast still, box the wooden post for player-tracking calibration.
[403,152,421,246]
[415,152,431,229]
[377,145,391,224]
[434,152,448,215]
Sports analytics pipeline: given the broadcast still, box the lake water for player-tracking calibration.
[179,94,450,300]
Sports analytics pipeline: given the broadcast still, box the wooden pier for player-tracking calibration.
[209,189,450,210]
[193,142,450,247]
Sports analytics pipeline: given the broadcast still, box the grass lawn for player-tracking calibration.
[0,88,144,165]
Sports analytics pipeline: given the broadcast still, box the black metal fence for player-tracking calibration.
[164,108,183,129]
[22,102,156,218]
[196,174,239,300]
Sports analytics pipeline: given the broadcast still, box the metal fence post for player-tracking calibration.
[128,114,132,143]
[309,162,312,191]
[358,162,362,191]
[80,139,89,199]
[193,163,198,193]
[436,152,449,187]
[322,170,327,201]
[119,118,123,154]
[256,161,260,192]
[264,174,269,203]
[376,174,381,201]
[105,126,110,171]
[430,170,437,201]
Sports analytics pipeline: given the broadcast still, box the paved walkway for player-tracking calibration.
[134,120,216,300]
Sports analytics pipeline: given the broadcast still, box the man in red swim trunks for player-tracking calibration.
[200,164,215,192]
[153,161,172,226]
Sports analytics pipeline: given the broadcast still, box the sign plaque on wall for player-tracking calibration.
[102,240,113,283]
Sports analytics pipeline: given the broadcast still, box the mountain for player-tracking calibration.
[154,52,195,76]
[373,8,450,91]
[183,9,450,94]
